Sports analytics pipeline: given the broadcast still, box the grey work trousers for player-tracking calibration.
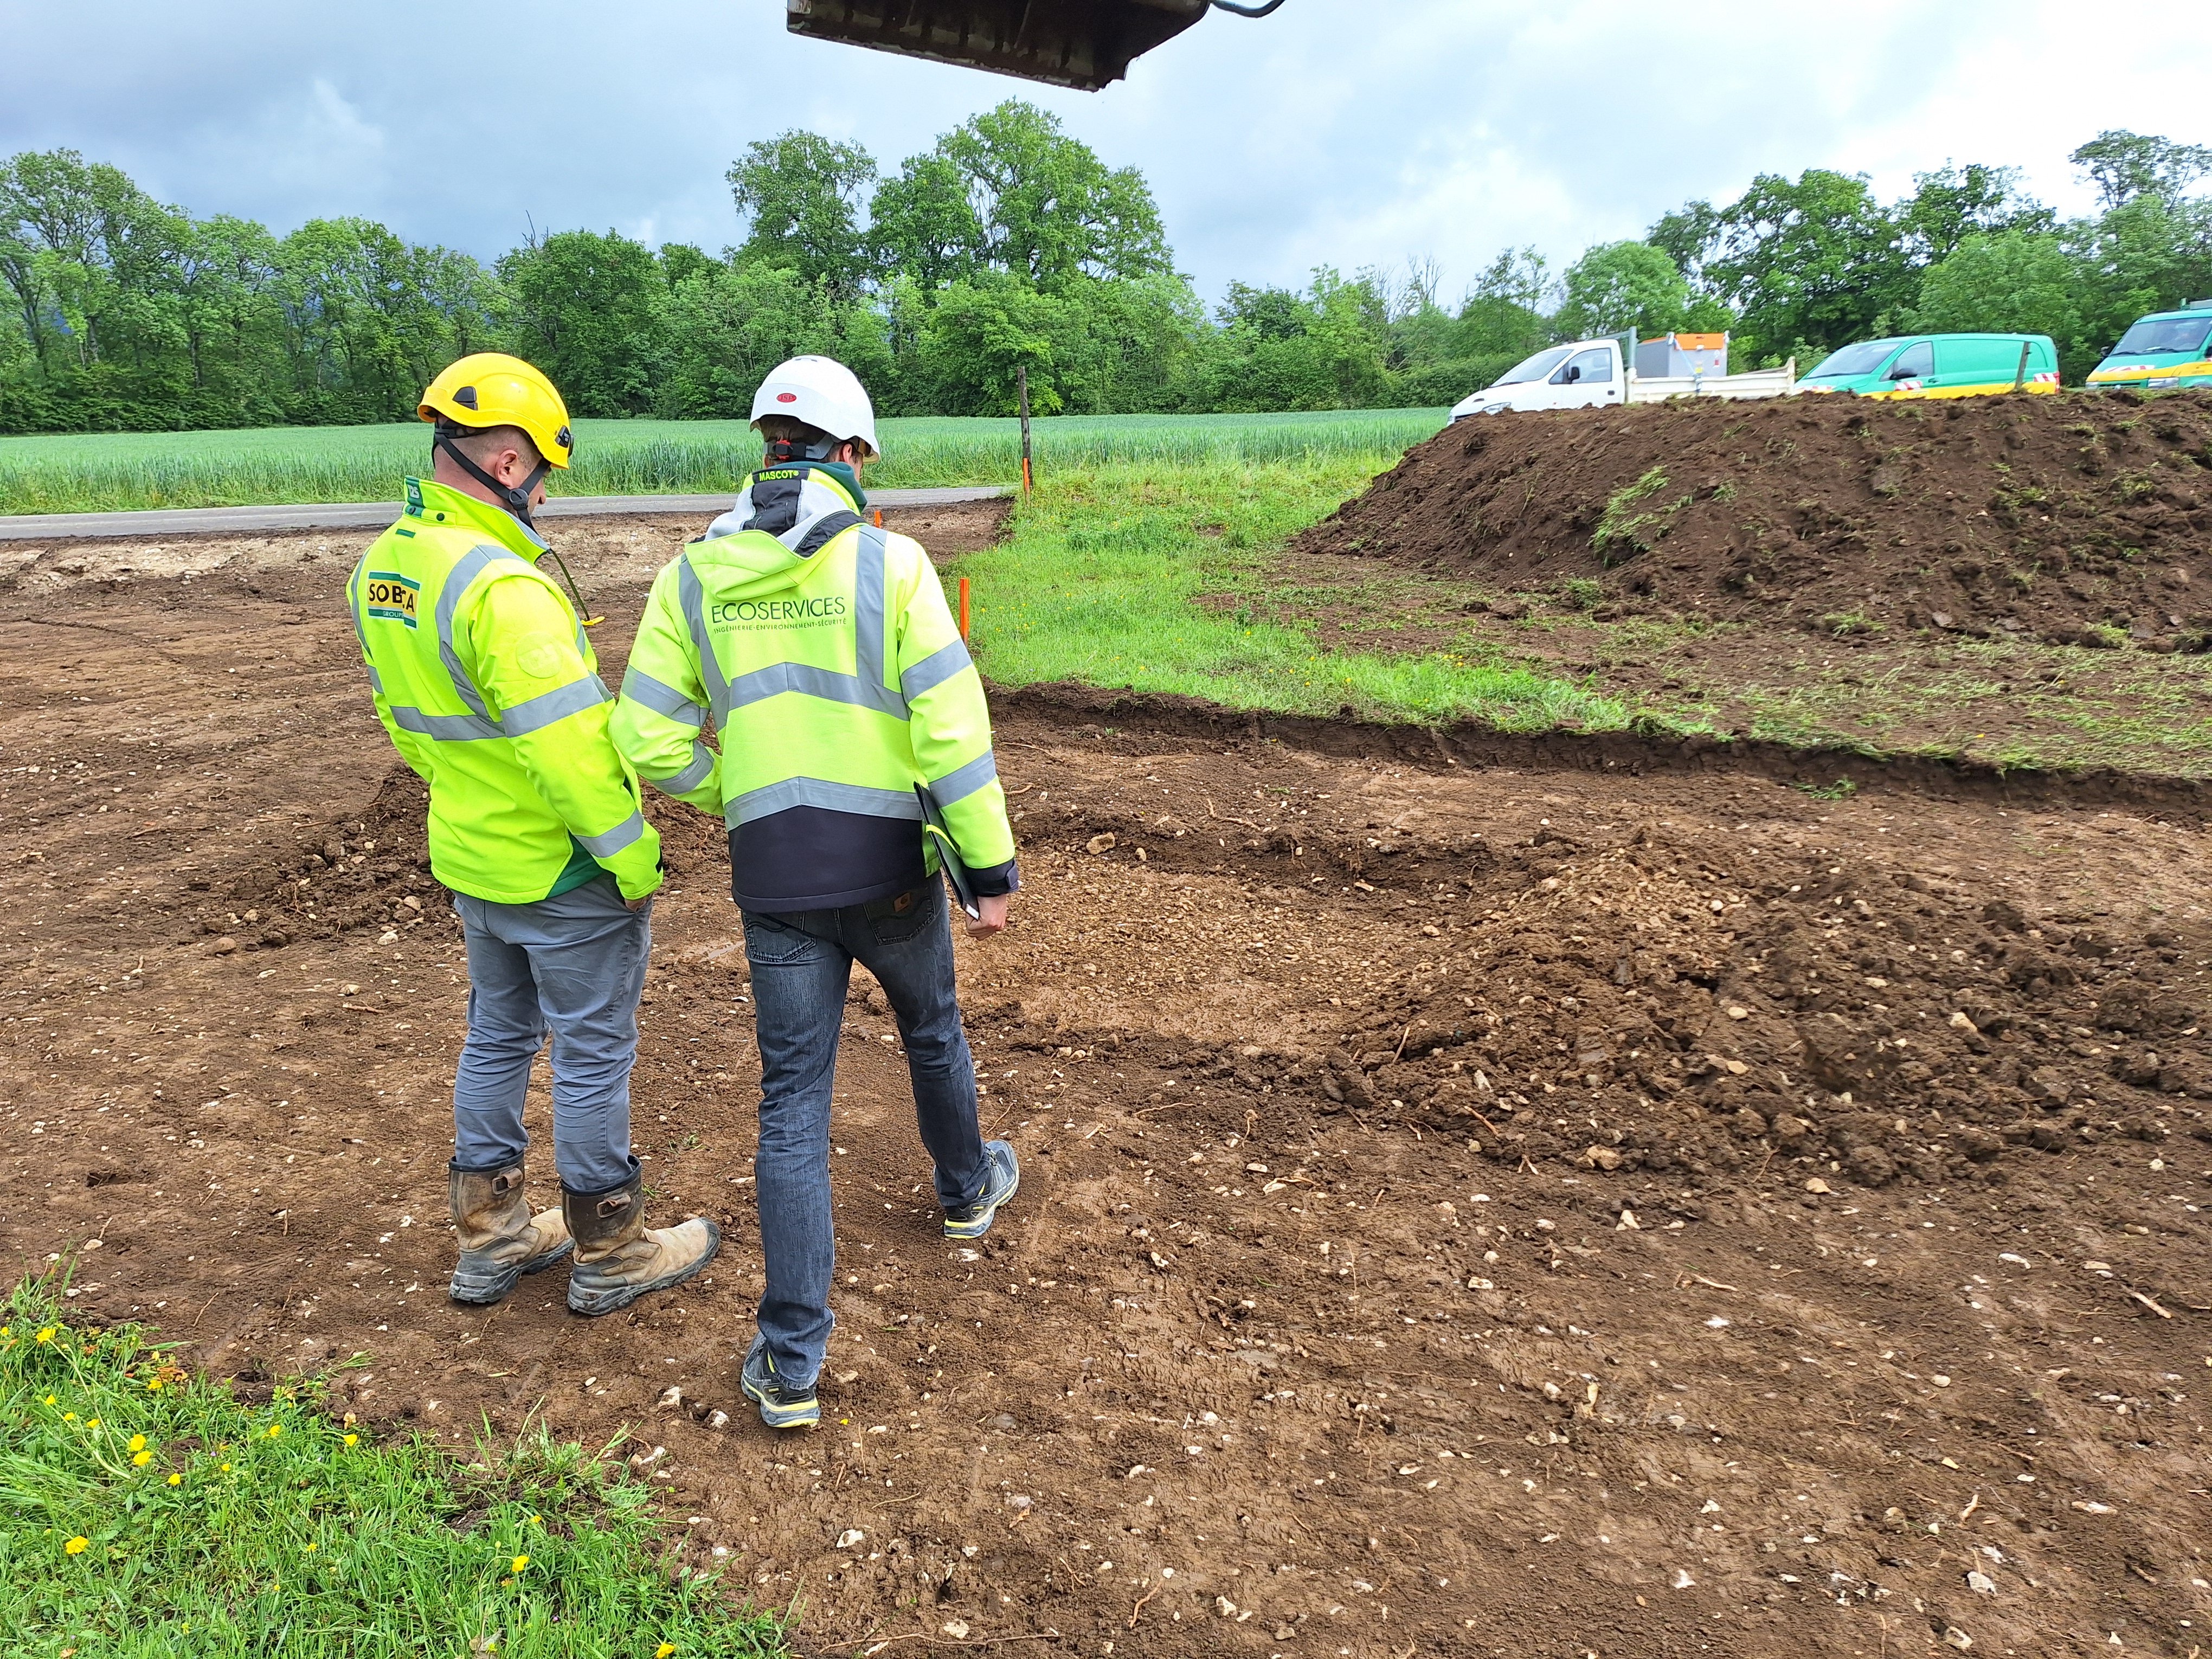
[450,874,650,1193]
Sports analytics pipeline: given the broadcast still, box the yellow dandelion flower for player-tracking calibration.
[1,1324,10,1336]
[167,1474,182,1487]
[42,1394,55,1406]
[65,1536,89,1554]
[267,1424,284,1438]
[219,1462,231,1473]
[304,1542,317,1552]
[511,1554,531,1573]
[129,1435,147,1452]
[343,1433,358,1446]
[133,1450,153,1467]
[146,1379,163,1391]
[62,1412,75,1422]
[658,1646,677,1658]
[36,1327,55,1343]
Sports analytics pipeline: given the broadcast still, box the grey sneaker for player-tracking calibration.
[741,1334,820,1430]
[943,1140,1020,1240]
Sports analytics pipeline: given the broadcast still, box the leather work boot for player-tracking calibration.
[562,1168,721,1317]
[448,1160,573,1306]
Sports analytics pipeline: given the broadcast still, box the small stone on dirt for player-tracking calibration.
[1804,1178,1831,1194]
[1085,832,1117,854]
[210,936,237,954]
[837,1529,865,1549]
[1726,1005,1748,1020]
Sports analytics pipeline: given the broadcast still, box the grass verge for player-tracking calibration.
[954,460,1626,731]
[956,461,2212,776]
[0,1280,783,1658]
[0,409,1447,515]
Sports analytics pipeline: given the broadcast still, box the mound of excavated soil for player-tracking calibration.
[1313,824,2209,1194]
[1297,388,2212,646]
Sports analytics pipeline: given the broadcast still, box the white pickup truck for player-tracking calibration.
[1448,334,1795,419]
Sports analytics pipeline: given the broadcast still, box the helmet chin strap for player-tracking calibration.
[764,434,842,465]
[435,423,551,529]
[433,421,600,625]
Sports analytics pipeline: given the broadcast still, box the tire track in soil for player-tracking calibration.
[2,545,2210,1658]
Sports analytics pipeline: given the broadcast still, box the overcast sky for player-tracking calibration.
[3,0,2207,306]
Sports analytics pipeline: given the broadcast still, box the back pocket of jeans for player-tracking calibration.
[742,912,819,966]
[867,888,934,946]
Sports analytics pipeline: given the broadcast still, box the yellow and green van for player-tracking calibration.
[2085,304,2212,390]
[1799,333,2060,399]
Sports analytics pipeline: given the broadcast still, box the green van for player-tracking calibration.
[2085,304,2212,391]
[1799,332,2059,400]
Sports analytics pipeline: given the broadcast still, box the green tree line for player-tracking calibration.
[4,114,2209,435]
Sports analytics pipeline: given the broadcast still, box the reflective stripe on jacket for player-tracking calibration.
[349,477,661,904]
[611,465,1014,912]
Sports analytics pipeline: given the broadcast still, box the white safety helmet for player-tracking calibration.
[750,355,880,460]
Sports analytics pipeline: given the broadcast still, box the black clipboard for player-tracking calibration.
[915,784,980,919]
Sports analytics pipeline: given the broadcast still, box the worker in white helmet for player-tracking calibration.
[612,355,1020,1430]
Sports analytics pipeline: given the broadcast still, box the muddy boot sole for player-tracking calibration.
[566,1220,722,1317]
[449,1238,575,1306]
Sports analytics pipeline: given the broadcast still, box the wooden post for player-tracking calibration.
[958,576,972,641]
[2012,339,2031,392]
[1017,363,1033,495]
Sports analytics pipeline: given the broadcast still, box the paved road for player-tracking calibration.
[0,485,1012,542]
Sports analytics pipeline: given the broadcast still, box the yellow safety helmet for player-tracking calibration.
[419,352,574,470]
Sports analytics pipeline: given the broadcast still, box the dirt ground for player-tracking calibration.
[4,509,2211,1659]
[1296,389,2212,650]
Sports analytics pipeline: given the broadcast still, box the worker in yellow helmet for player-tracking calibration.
[348,352,719,1317]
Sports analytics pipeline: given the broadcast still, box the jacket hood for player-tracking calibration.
[703,462,867,579]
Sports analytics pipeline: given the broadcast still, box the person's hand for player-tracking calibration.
[966,893,1012,940]
[626,893,654,913]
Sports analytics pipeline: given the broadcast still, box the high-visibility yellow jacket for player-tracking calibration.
[348,478,661,905]
[610,463,1015,912]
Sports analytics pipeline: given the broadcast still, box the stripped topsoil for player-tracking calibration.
[1295,388,2212,648]
[4,518,2212,1658]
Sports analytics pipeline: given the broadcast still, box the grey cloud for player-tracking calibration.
[1,0,2196,305]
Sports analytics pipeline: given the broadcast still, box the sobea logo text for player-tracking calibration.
[364,572,420,628]
[710,596,847,624]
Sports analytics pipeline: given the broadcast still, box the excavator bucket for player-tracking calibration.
[785,0,1212,91]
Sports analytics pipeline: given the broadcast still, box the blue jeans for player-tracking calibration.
[451,875,650,1193]
[743,880,987,1388]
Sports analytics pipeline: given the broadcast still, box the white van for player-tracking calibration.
[1451,340,1626,418]
[1449,335,1795,420]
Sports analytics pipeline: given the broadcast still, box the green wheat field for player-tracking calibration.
[0,409,1449,514]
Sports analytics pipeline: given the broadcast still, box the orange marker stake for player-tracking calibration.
[959,576,971,641]
[873,507,884,527]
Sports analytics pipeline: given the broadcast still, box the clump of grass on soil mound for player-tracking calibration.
[1298,388,2212,651]
[0,1282,784,1658]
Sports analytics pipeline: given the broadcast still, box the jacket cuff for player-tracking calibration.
[967,857,1020,898]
